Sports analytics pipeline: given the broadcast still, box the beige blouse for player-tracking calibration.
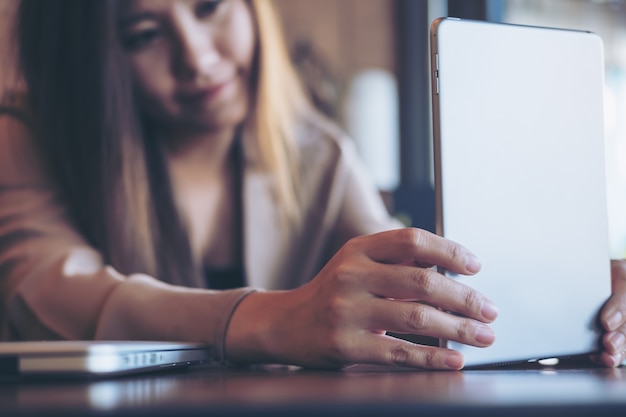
[0,112,400,362]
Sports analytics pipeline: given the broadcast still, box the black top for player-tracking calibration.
[204,266,245,290]
[204,132,245,290]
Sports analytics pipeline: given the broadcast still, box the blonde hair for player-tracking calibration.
[12,0,311,285]
[247,0,310,223]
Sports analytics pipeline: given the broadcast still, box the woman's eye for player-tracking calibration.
[123,29,161,51]
[196,0,224,18]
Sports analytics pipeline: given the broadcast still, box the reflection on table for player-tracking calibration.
[2,361,626,416]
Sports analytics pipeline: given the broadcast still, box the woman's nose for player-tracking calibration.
[172,23,218,82]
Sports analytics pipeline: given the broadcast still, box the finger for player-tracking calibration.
[600,292,626,332]
[366,298,495,347]
[611,259,626,292]
[347,332,465,370]
[591,351,625,368]
[601,260,626,332]
[365,263,498,323]
[603,329,626,356]
[357,228,481,275]
[601,304,625,333]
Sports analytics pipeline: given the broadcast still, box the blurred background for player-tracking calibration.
[1,0,625,258]
[274,0,626,260]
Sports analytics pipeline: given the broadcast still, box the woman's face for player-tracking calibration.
[119,0,256,133]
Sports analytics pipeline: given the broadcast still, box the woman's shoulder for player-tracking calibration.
[294,110,358,164]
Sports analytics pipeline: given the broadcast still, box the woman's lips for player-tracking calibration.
[175,80,233,105]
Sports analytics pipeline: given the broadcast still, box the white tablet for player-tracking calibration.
[430,18,611,366]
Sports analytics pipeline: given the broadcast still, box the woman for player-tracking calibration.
[0,0,621,369]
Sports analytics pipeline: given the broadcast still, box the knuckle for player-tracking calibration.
[325,330,348,359]
[388,343,413,367]
[318,331,353,367]
[388,344,442,369]
[332,263,359,290]
[343,235,361,252]
[421,349,437,368]
[403,305,430,332]
[345,234,370,254]
[455,319,472,341]
[462,288,481,313]
[402,227,424,248]
[326,295,351,324]
[446,242,464,265]
[412,269,437,297]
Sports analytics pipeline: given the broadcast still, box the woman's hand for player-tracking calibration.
[225,228,498,370]
[596,259,626,367]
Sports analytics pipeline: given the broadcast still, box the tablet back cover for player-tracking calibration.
[430,18,610,366]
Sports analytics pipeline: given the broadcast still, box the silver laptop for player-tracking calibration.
[0,341,212,378]
[430,18,611,367]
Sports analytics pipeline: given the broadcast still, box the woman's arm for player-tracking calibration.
[1,116,497,369]
[0,116,253,362]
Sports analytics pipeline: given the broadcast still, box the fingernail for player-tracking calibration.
[607,311,623,331]
[465,254,482,274]
[609,332,625,353]
[481,301,499,322]
[612,354,623,368]
[445,354,464,370]
[475,326,495,345]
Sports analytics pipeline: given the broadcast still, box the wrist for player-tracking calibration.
[223,289,293,365]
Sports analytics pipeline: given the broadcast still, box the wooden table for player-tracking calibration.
[2,361,626,416]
